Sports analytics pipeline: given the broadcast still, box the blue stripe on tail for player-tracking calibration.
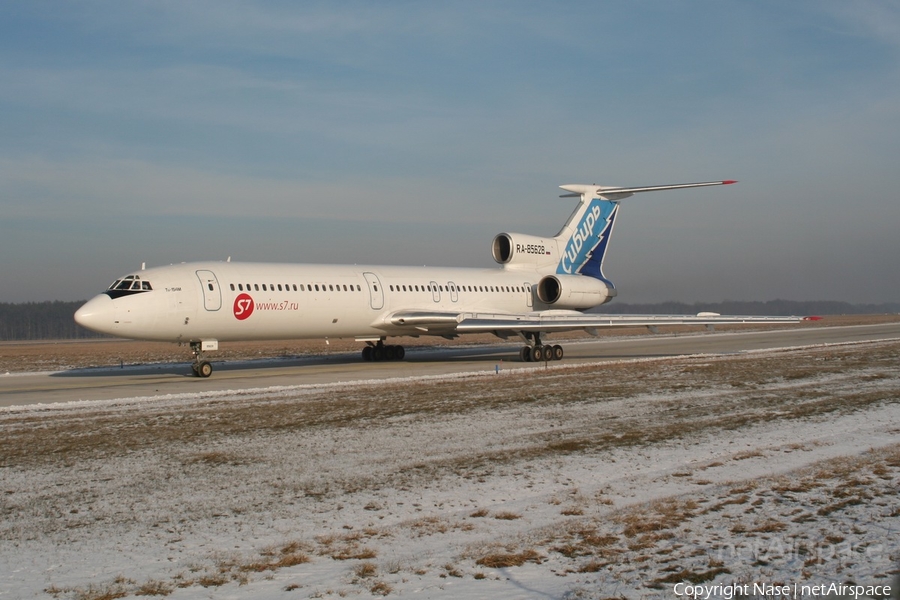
[556,199,618,286]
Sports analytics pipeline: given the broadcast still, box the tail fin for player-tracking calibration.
[554,180,736,284]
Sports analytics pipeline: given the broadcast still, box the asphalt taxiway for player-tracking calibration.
[2,322,899,408]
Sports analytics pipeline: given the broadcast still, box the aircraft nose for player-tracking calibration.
[74,294,116,334]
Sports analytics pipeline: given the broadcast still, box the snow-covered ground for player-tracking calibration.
[1,339,898,599]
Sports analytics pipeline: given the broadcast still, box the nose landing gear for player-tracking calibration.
[190,341,214,377]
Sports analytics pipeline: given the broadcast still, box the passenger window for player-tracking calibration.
[278,284,283,291]
[230,284,235,291]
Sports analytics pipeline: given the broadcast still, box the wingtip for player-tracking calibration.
[722,180,738,185]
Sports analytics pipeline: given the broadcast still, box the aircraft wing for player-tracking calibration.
[382,309,813,336]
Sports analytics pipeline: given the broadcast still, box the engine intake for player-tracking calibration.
[537,275,615,310]
[492,233,559,269]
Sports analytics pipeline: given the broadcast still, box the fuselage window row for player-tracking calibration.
[385,284,527,293]
[228,283,363,292]
[224,281,530,295]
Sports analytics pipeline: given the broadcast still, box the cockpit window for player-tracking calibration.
[106,275,152,292]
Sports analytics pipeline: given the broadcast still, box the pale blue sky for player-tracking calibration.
[2,1,899,303]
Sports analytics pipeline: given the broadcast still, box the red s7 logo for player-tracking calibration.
[233,293,254,320]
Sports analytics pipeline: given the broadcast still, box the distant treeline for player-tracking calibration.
[1,299,898,341]
[591,299,900,316]
[0,301,103,341]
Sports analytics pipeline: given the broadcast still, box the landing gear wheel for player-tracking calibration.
[519,346,532,362]
[189,341,214,377]
[196,361,213,378]
[363,342,405,362]
[552,345,564,361]
[530,345,544,362]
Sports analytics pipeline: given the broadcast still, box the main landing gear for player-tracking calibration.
[190,341,213,378]
[518,334,564,362]
[362,340,405,362]
[519,344,564,362]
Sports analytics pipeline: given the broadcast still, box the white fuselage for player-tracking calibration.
[75,261,541,343]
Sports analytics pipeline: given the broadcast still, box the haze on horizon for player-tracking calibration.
[1,2,899,305]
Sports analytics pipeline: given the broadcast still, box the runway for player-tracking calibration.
[2,322,900,408]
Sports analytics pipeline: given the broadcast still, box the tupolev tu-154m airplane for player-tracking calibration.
[75,180,812,377]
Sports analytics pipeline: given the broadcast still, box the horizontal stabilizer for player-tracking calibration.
[560,180,736,200]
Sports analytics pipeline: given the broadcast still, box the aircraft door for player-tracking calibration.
[363,272,384,310]
[448,281,458,303]
[524,282,533,308]
[196,270,222,311]
[430,281,440,303]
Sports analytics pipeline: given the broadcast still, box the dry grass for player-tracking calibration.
[493,511,522,521]
[369,580,393,595]
[353,562,377,579]
[476,549,543,568]
[134,580,173,596]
